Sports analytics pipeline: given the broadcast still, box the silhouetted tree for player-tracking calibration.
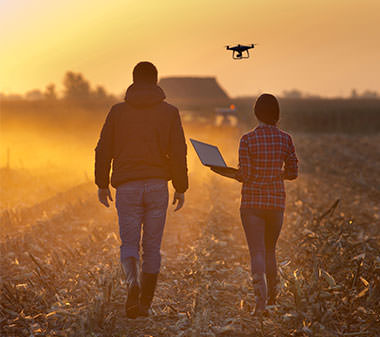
[25,89,43,101]
[2,94,23,101]
[44,83,57,100]
[350,89,379,99]
[63,71,91,101]
[361,90,378,98]
[282,89,303,99]
[93,85,108,101]
[305,94,322,99]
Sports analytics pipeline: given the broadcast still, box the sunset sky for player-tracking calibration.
[1,0,379,97]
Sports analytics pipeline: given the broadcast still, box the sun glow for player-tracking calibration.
[1,0,379,97]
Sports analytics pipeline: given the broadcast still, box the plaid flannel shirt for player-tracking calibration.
[236,124,298,210]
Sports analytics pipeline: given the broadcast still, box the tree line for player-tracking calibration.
[0,72,118,104]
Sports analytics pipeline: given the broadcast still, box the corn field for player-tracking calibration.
[1,124,379,336]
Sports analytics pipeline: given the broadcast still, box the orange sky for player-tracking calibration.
[1,0,379,97]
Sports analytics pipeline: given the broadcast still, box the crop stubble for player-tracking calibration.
[1,127,379,336]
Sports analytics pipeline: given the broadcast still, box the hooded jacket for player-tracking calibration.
[95,83,188,193]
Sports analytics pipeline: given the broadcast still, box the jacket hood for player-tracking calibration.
[124,83,165,107]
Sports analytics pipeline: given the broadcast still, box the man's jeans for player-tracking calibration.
[116,179,169,274]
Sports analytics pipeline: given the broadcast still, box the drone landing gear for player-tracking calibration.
[233,50,250,60]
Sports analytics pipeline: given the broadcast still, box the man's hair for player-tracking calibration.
[133,61,158,84]
[254,93,280,125]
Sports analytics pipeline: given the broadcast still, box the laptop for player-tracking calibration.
[190,138,237,174]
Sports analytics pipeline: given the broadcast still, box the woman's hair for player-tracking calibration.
[133,61,158,84]
[254,93,280,125]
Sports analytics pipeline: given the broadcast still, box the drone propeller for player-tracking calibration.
[225,42,240,47]
[225,43,258,47]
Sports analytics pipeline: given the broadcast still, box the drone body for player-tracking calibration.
[226,44,256,59]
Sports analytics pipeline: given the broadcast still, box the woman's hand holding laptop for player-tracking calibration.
[190,138,241,181]
[210,166,240,181]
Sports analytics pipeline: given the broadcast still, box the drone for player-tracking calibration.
[226,43,256,59]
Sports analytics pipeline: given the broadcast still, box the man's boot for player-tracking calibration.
[252,273,267,316]
[122,257,140,319]
[267,273,279,305]
[139,272,158,316]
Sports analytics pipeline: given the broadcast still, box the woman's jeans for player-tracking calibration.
[116,179,169,274]
[240,208,284,278]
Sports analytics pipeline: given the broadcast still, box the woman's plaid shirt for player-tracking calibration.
[236,124,298,210]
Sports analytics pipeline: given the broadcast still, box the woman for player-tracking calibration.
[212,93,298,315]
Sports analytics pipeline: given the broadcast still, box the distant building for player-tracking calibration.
[158,77,230,107]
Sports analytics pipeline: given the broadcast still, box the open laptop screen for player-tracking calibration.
[190,138,227,167]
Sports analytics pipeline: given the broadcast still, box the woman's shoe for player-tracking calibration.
[253,298,266,316]
[267,273,279,305]
[252,273,267,316]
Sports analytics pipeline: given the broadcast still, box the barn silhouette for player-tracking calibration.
[158,77,230,107]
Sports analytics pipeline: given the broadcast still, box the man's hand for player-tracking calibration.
[172,192,185,212]
[98,188,113,207]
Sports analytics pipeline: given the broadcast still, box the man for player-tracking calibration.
[95,62,188,318]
